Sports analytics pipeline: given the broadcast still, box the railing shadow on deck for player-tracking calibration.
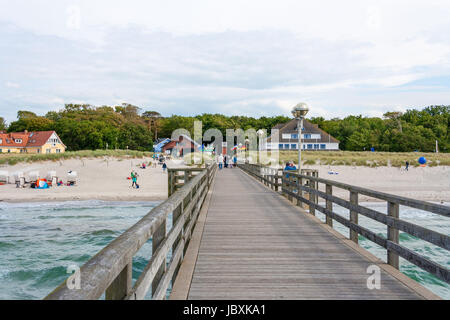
[239,163,450,285]
[45,163,217,300]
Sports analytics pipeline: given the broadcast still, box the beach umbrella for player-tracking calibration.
[37,179,49,189]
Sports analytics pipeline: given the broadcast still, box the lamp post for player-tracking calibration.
[291,102,309,173]
[257,129,264,164]
[245,138,250,163]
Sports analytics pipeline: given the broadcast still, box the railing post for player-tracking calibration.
[168,170,173,197]
[350,191,359,243]
[288,173,293,201]
[105,260,133,300]
[275,169,279,192]
[152,219,167,297]
[272,169,276,190]
[308,173,315,216]
[184,171,190,186]
[296,174,302,207]
[325,184,333,227]
[387,201,400,269]
[171,203,184,285]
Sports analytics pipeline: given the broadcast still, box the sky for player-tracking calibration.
[1,0,450,123]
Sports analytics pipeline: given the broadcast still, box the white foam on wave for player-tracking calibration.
[0,200,160,210]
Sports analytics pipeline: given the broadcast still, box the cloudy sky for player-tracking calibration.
[1,0,450,123]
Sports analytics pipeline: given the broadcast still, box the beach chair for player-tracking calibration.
[28,171,40,183]
[13,171,25,187]
[67,171,77,185]
[0,170,9,184]
[47,171,58,186]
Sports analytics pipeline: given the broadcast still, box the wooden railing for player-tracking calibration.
[239,163,450,284]
[45,163,217,300]
[168,167,207,197]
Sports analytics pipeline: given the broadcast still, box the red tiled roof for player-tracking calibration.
[0,132,29,147]
[0,131,64,148]
[25,131,55,147]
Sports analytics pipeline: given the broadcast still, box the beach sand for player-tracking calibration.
[0,157,174,202]
[308,164,450,202]
[0,158,449,203]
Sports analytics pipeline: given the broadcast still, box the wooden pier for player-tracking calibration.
[46,162,449,300]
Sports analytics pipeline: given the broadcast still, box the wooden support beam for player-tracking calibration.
[388,201,400,269]
[326,184,333,227]
[350,191,359,243]
[105,260,132,300]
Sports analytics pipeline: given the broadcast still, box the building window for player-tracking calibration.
[320,144,326,149]
[279,144,283,149]
[0,149,2,153]
[46,149,51,154]
[37,149,40,154]
[56,149,61,153]
[291,134,298,139]
[15,139,22,143]
[307,144,313,149]
[284,144,290,149]
[314,144,319,149]
[304,134,311,139]
[8,149,11,153]
[291,144,297,149]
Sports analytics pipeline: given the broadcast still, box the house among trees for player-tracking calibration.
[162,135,201,157]
[0,130,66,154]
[153,138,171,153]
[263,119,340,151]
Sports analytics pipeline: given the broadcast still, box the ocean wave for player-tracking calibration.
[37,215,97,220]
[0,200,159,210]
[0,241,15,249]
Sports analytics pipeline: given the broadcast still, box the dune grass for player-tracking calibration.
[1,149,449,168]
[276,151,450,167]
[248,150,450,167]
[0,150,154,166]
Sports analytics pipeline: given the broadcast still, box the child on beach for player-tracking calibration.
[131,171,139,188]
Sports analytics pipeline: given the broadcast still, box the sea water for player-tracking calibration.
[0,201,448,299]
[0,200,162,300]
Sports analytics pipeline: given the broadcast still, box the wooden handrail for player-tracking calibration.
[239,163,450,284]
[288,171,449,217]
[45,163,217,300]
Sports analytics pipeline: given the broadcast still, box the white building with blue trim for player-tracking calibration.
[263,119,340,151]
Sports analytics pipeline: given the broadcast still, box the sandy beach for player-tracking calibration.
[0,157,173,203]
[308,164,450,202]
[0,158,449,203]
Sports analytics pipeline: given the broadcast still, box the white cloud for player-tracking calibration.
[0,0,450,123]
[5,81,20,88]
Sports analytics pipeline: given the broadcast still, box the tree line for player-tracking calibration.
[1,104,448,153]
[309,105,449,153]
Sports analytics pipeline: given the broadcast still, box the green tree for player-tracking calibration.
[0,117,6,130]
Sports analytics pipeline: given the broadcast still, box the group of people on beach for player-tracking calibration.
[217,154,237,169]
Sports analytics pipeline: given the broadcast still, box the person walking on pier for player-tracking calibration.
[405,160,409,171]
[218,154,224,169]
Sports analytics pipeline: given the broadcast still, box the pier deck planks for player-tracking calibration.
[187,168,422,300]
